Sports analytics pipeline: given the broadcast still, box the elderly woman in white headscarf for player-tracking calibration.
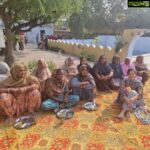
[62,57,78,80]
[0,62,10,82]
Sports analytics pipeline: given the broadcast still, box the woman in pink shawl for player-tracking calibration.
[121,57,142,81]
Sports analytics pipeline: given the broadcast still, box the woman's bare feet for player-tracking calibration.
[144,106,150,113]
[117,109,126,119]
[126,111,131,119]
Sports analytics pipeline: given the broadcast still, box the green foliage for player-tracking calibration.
[69,12,84,38]
[87,54,96,61]
[0,0,83,65]
[69,0,124,35]
[80,50,96,61]
[68,0,150,35]
[0,0,83,33]
[12,34,19,42]
[28,60,37,73]
[80,50,87,57]
[27,60,56,73]
[47,61,56,72]
[115,36,123,53]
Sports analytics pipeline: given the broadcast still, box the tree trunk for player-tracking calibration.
[4,27,15,67]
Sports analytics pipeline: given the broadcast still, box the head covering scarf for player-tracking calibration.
[93,55,112,76]
[78,64,87,72]
[63,57,78,74]
[110,56,123,78]
[1,63,39,88]
[121,57,135,76]
[44,69,68,97]
[64,57,74,66]
[34,59,51,81]
[98,55,107,64]
[77,65,94,83]
[134,56,148,71]
[77,57,91,73]
[0,62,10,74]
[112,56,120,64]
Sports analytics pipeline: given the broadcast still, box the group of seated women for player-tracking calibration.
[0,54,149,122]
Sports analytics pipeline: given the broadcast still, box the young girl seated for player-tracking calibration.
[116,69,144,119]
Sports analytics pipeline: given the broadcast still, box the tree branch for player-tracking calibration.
[12,16,55,33]
[19,20,48,32]
[12,16,43,33]
[0,0,11,8]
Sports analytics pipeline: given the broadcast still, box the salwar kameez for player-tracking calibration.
[93,55,116,92]
[42,95,79,110]
[122,90,144,110]
[70,65,96,101]
[0,63,41,118]
[42,69,79,111]
[116,78,144,107]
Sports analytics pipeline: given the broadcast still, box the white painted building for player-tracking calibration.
[0,20,5,48]
[26,23,54,43]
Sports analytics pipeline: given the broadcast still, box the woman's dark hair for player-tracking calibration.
[55,69,64,75]
[127,68,137,75]
[80,56,87,62]
[99,55,105,60]
[112,56,120,63]
[98,55,107,63]
[136,55,143,62]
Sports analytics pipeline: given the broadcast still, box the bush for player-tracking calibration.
[87,54,96,61]
[27,60,56,73]
[47,61,56,72]
[80,50,96,62]
[28,60,37,72]
[115,36,123,53]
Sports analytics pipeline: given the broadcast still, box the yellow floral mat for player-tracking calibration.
[0,80,150,150]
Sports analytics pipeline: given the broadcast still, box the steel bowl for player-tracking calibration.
[56,109,74,119]
[13,115,36,129]
[83,102,99,111]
